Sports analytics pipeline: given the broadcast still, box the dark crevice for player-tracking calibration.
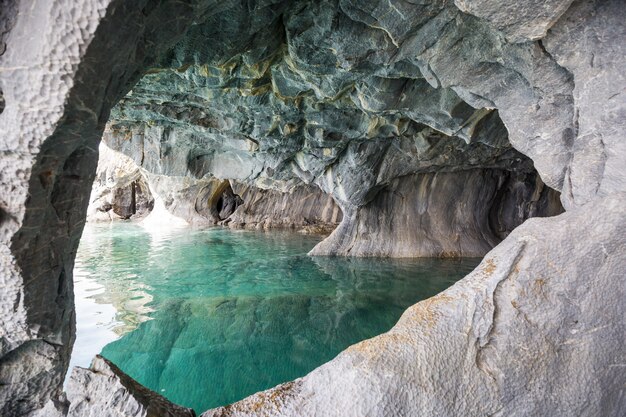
[215,184,243,221]
[107,177,154,220]
[487,169,564,240]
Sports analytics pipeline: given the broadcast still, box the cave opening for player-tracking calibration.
[213,183,243,221]
[69,105,565,413]
[87,150,155,223]
[4,1,622,416]
[0,86,5,116]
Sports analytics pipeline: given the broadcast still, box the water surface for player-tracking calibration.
[72,223,478,412]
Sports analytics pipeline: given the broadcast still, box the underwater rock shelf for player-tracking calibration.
[70,224,480,412]
[0,0,624,416]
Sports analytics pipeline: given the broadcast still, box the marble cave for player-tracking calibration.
[0,0,624,416]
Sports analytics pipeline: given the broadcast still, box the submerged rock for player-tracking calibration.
[66,355,195,417]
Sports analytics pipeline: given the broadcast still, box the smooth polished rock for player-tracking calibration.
[227,181,342,233]
[311,169,563,257]
[66,355,195,417]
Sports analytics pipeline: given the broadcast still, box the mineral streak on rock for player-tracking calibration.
[87,142,342,232]
[311,169,562,257]
[0,0,624,416]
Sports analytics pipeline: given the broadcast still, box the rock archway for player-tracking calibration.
[0,0,624,416]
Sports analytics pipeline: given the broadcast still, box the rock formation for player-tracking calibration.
[227,181,342,233]
[0,0,624,416]
[86,143,154,222]
[66,356,195,417]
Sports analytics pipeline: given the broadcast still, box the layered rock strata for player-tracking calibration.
[312,169,562,257]
[228,182,342,233]
[87,143,343,232]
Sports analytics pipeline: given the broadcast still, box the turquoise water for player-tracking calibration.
[71,223,478,413]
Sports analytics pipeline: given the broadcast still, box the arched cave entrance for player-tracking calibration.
[1,1,623,416]
[214,184,243,221]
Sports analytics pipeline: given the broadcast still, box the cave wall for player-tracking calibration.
[87,142,154,222]
[228,181,342,233]
[0,0,223,414]
[311,169,562,257]
[96,0,584,258]
[0,0,624,416]
[88,140,342,231]
[98,116,559,256]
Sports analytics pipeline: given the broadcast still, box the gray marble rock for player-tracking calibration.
[0,0,624,416]
[454,0,575,42]
[109,0,583,206]
[228,181,342,234]
[66,355,195,417]
[310,169,563,257]
[0,0,219,414]
[100,0,624,259]
[543,0,626,208]
[86,143,154,222]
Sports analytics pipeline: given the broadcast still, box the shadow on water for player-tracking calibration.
[72,223,479,412]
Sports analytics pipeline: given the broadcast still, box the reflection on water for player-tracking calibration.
[71,223,479,413]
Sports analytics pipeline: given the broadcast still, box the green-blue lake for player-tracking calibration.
[71,223,478,413]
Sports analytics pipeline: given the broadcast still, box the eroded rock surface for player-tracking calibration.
[228,182,342,233]
[87,142,341,232]
[0,0,222,414]
[312,169,562,257]
[96,0,589,256]
[87,143,154,222]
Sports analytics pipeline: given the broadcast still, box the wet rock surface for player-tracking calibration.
[66,355,195,417]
